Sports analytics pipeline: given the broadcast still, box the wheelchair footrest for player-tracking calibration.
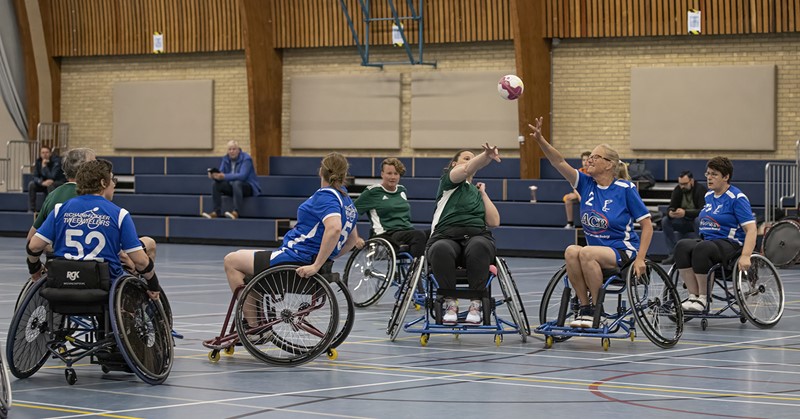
[534,322,632,340]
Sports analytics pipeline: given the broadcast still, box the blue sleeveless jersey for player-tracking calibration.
[698,185,755,245]
[271,187,358,265]
[574,170,650,253]
[35,195,142,280]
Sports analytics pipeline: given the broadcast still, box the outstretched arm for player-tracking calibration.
[528,117,578,186]
[449,143,501,184]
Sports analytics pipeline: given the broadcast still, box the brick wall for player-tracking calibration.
[552,33,800,160]
[60,34,800,161]
[61,51,248,156]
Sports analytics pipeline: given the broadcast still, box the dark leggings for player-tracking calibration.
[427,235,495,291]
[384,229,429,258]
[674,238,741,274]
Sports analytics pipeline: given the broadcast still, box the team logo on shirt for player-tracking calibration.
[400,191,407,200]
[602,199,613,212]
[382,195,389,200]
[713,204,723,214]
[581,210,609,233]
[345,204,358,222]
[63,207,111,229]
[699,216,720,231]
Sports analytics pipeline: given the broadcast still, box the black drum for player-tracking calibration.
[763,217,800,268]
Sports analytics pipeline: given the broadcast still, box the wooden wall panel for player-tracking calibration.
[45,0,800,57]
[545,0,800,38]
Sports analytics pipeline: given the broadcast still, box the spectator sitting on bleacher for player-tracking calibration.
[28,145,66,212]
[562,151,591,228]
[201,140,261,220]
[529,117,652,328]
[661,170,707,265]
[354,157,428,258]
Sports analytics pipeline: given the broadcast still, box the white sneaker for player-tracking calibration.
[564,223,574,229]
[569,305,594,328]
[680,294,698,311]
[465,300,482,324]
[682,295,706,312]
[442,299,458,324]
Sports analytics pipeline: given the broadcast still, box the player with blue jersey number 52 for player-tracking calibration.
[26,159,161,299]
[528,117,653,328]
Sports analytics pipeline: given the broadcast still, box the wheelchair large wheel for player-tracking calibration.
[627,261,683,349]
[733,254,784,328]
[495,258,530,342]
[343,237,396,307]
[326,279,355,353]
[110,275,174,385]
[387,256,424,341]
[6,279,63,379]
[762,218,800,268]
[0,351,10,419]
[14,278,36,314]
[538,265,573,342]
[235,266,339,366]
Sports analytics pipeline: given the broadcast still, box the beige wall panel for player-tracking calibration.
[410,71,520,149]
[112,80,213,150]
[630,65,776,151]
[289,73,401,149]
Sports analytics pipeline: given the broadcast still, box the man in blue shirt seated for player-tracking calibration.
[201,140,262,220]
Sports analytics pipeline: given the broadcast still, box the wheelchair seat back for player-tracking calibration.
[39,258,111,314]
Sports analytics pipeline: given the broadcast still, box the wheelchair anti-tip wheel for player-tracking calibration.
[235,265,339,366]
[733,254,784,328]
[6,279,64,379]
[626,261,683,349]
[343,237,396,307]
[387,256,425,341]
[325,277,355,352]
[110,275,174,385]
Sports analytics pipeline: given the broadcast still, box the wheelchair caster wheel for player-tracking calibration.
[630,330,635,342]
[545,335,554,349]
[65,369,77,385]
[414,304,421,311]
[327,348,338,360]
[494,335,503,347]
[420,334,429,347]
[601,338,610,351]
[208,350,221,363]
[701,318,708,331]
[223,346,235,356]
[740,317,747,324]
[57,345,67,355]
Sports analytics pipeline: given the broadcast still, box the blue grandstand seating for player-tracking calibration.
[166,157,221,175]
[135,175,322,197]
[269,156,374,177]
[372,157,413,177]
[0,193,29,211]
[169,216,278,242]
[506,178,572,202]
[0,211,35,233]
[132,157,166,175]
[130,215,167,238]
[665,159,794,182]
[112,194,201,216]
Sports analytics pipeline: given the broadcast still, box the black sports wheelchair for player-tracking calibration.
[343,237,425,308]
[203,259,354,365]
[387,256,530,346]
[6,258,173,385]
[667,251,784,331]
[536,259,683,351]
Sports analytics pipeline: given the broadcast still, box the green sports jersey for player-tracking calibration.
[355,184,413,235]
[430,169,485,233]
[33,182,77,229]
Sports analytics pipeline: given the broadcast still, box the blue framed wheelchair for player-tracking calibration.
[6,259,174,385]
[668,252,784,330]
[343,237,424,308]
[536,260,683,350]
[387,256,530,346]
[0,347,9,419]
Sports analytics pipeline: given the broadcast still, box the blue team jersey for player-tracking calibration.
[573,170,650,253]
[271,187,358,265]
[698,185,755,245]
[35,195,142,280]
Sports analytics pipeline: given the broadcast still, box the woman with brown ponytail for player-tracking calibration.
[222,152,361,294]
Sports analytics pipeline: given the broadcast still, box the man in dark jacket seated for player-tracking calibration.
[661,170,707,265]
[28,145,66,212]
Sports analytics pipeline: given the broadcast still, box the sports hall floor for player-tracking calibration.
[2,236,800,419]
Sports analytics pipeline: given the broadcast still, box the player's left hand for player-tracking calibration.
[296,264,321,278]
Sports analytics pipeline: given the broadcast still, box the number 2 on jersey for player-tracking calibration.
[64,229,107,260]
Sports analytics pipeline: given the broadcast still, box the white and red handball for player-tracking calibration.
[497,74,524,100]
